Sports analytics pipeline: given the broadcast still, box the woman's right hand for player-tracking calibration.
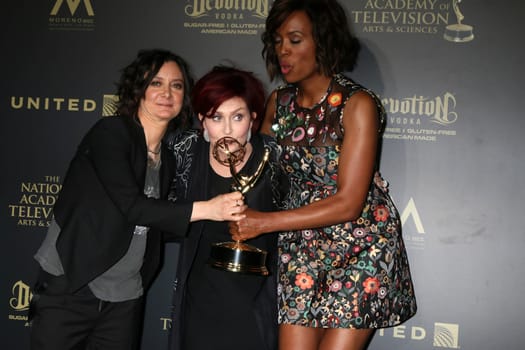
[190,191,246,222]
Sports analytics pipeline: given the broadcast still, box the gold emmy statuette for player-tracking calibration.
[444,0,474,42]
[208,136,271,275]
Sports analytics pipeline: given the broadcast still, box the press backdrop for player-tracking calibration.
[2,1,524,349]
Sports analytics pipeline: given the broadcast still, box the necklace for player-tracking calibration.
[147,146,161,168]
[147,147,161,155]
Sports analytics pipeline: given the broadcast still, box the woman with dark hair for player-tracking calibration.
[29,49,244,350]
[230,0,417,349]
[167,65,283,350]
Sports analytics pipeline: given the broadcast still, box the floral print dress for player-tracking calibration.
[272,74,417,329]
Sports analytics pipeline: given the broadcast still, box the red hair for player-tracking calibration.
[191,66,266,132]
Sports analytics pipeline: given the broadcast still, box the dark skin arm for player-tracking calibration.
[230,89,379,241]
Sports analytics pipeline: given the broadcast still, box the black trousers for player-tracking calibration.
[29,271,144,350]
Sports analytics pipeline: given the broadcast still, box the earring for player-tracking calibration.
[203,129,210,142]
[246,129,252,143]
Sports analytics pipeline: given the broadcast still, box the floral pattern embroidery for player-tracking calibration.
[328,92,342,107]
[275,74,417,329]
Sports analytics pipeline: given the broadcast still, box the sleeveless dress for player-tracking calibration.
[271,74,417,329]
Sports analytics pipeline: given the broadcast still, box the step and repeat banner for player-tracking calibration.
[1,1,524,349]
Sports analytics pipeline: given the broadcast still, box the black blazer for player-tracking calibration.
[53,115,192,293]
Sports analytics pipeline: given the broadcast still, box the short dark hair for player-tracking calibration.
[262,0,360,81]
[116,49,194,131]
[192,65,266,132]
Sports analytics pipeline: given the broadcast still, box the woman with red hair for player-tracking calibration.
[167,65,284,350]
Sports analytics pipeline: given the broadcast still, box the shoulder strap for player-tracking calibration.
[335,74,386,133]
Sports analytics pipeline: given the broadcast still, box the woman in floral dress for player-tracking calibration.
[230,0,417,349]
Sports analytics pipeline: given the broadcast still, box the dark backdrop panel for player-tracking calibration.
[1,1,524,349]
